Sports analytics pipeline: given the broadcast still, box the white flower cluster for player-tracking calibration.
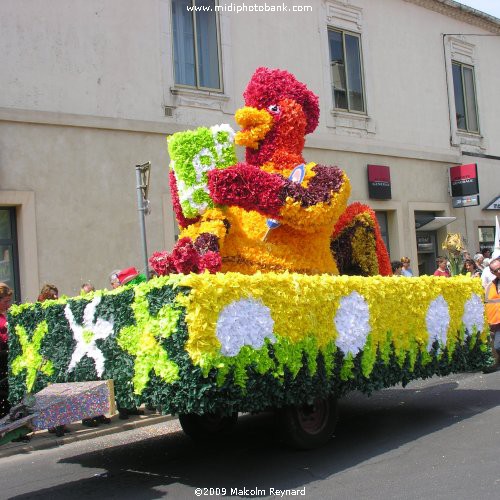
[214,291,483,359]
[334,291,371,355]
[426,295,450,351]
[216,298,276,356]
[462,293,485,337]
[65,296,114,377]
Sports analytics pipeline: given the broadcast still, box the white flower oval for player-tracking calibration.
[216,298,275,357]
[426,295,450,351]
[462,294,485,337]
[334,292,371,355]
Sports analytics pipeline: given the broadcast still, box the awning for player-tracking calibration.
[415,216,456,231]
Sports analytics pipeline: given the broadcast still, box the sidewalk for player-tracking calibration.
[0,409,174,459]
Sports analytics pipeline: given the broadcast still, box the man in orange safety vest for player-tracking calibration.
[483,257,500,373]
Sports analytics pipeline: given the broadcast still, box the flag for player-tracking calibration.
[492,216,500,259]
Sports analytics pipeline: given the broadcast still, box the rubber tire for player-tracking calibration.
[178,412,238,441]
[276,396,338,450]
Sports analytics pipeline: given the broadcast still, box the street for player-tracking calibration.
[1,371,500,499]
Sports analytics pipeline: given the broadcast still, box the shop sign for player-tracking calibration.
[452,194,480,208]
[484,195,500,211]
[367,165,391,199]
[449,163,479,197]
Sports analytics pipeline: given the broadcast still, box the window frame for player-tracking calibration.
[171,0,224,93]
[328,27,366,115]
[452,60,480,134]
[0,207,21,302]
[478,225,495,252]
[375,211,390,255]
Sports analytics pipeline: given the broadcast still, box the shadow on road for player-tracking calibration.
[10,376,500,499]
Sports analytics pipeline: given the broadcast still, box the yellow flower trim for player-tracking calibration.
[175,273,486,379]
[179,207,229,243]
[234,107,273,149]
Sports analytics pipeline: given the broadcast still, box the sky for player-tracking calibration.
[455,0,500,19]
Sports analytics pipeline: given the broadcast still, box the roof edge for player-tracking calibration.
[404,0,500,34]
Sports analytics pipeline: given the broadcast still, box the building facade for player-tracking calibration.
[1,0,499,300]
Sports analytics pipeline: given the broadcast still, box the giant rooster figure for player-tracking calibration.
[150,67,391,277]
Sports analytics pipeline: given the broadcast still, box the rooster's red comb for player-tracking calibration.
[243,67,320,134]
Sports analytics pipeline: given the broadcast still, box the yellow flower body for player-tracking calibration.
[179,163,351,275]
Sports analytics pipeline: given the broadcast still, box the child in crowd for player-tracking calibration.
[400,257,414,277]
[433,256,451,277]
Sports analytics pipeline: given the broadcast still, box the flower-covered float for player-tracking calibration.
[8,68,489,448]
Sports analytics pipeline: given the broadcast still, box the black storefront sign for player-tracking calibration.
[367,165,391,199]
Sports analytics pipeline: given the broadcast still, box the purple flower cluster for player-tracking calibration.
[280,165,344,207]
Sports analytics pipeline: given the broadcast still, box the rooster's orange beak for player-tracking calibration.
[234,106,273,149]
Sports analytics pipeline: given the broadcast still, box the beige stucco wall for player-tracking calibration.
[1,0,499,298]
[0,120,175,299]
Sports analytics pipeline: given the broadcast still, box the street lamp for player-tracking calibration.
[135,161,151,280]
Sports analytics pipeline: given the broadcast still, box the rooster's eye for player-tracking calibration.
[268,104,280,114]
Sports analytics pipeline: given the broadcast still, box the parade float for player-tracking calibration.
[5,68,489,449]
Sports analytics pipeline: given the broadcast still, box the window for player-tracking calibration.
[478,226,494,253]
[452,61,479,133]
[328,28,365,113]
[0,208,20,302]
[375,211,389,254]
[172,0,222,91]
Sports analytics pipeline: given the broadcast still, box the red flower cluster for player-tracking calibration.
[208,163,285,218]
[169,170,200,229]
[149,250,177,276]
[243,67,319,134]
[149,236,222,276]
[246,99,307,170]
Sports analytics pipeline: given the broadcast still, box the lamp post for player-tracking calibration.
[135,162,151,280]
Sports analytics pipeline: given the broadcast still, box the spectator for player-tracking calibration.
[109,270,121,289]
[400,257,414,277]
[0,282,13,418]
[391,261,403,276]
[473,253,485,272]
[38,284,58,302]
[117,267,146,287]
[462,259,481,278]
[483,258,500,373]
[433,256,451,277]
[482,248,492,259]
[482,258,495,289]
[81,282,95,294]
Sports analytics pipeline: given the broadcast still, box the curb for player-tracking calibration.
[0,413,176,459]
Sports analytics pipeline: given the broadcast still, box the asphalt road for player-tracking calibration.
[1,371,500,500]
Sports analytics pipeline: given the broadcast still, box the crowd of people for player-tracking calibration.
[390,249,495,285]
[390,250,500,375]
